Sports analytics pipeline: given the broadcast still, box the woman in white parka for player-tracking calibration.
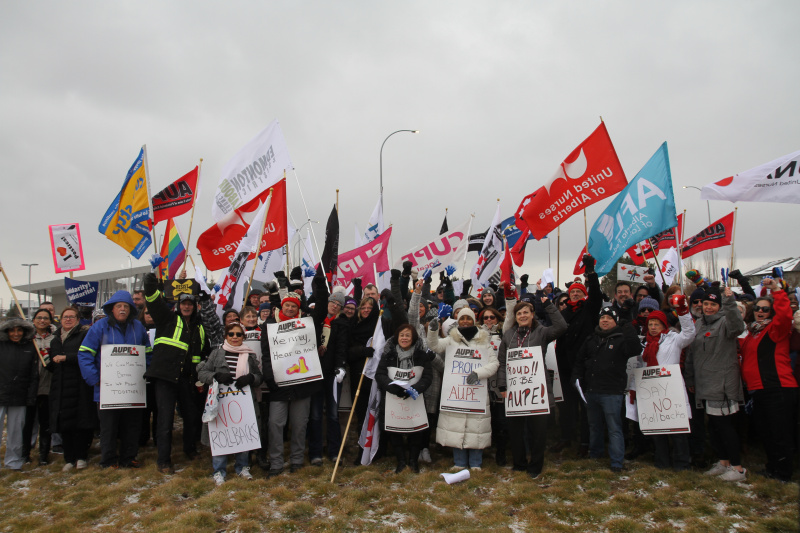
[427,307,499,470]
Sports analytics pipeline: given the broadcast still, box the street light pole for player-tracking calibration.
[682,186,716,276]
[380,129,419,212]
[21,263,38,316]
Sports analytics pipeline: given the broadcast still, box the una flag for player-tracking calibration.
[364,198,384,243]
[333,228,393,289]
[212,120,293,221]
[516,123,628,241]
[471,204,504,288]
[359,318,386,465]
[99,147,152,259]
[627,213,684,263]
[197,178,288,271]
[680,211,735,259]
[320,205,339,283]
[158,219,186,279]
[152,166,198,224]
[573,245,588,275]
[700,149,800,204]
[659,247,681,286]
[588,143,677,277]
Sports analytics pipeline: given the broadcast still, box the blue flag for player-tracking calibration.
[499,216,537,248]
[588,143,677,277]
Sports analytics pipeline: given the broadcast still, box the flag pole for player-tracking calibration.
[291,169,326,276]
[646,238,667,288]
[583,209,588,247]
[0,260,46,366]
[142,145,159,259]
[182,159,202,267]
[331,369,367,483]
[677,209,687,292]
[460,214,474,281]
[243,188,274,305]
[728,207,739,278]
[556,226,561,287]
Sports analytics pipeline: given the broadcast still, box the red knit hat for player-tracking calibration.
[647,310,669,330]
[281,292,302,309]
[569,283,588,297]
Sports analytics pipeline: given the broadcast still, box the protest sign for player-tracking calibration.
[634,364,691,434]
[208,384,261,456]
[543,343,563,402]
[504,347,550,416]
[49,223,85,273]
[99,344,146,409]
[384,366,428,433]
[165,278,199,302]
[64,277,99,307]
[265,317,323,386]
[440,345,488,414]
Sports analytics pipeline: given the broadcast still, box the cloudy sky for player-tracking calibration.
[2,1,798,307]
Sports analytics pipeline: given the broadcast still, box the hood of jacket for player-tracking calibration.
[448,323,490,346]
[0,318,35,341]
[102,290,137,323]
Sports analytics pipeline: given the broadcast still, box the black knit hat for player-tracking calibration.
[599,306,618,323]
[702,287,721,305]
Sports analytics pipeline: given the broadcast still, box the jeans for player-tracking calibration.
[585,392,625,468]
[212,451,249,478]
[0,406,26,469]
[308,376,342,460]
[154,377,201,466]
[452,448,482,468]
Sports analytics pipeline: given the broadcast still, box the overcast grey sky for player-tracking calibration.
[2,1,798,307]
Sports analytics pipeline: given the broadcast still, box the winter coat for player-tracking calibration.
[345,302,381,374]
[310,278,349,375]
[739,290,798,392]
[497,300,568,391]
[555,271,602,379]
[196,347,263,393]
[646,312,695,367]
[260,313,323,402]
[375,337,434,432]
[78,291,152,402]
[47,325,98,431]
[684,293,746,402]
[143,274,210,383]
[0,318,38,407]
[572,322,642,396]
[427,325,499,449]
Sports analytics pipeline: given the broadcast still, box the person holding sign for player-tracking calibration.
[197,322,262,485]
[375,324,433,473]
[427,307,499,470]
[497,298,567,478]
[78,291,151,469]
[640,298,695,471]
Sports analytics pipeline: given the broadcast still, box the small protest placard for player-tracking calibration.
[266,317,323,386]
[543,343,563,403]
[634,364,691,434]
[165,278,199,302]
[439,345,488,414]
[504,347,549,417]
[208,384,261,456]
[384,366,428,433]
[49,223,85,273]
[99,344,146,409]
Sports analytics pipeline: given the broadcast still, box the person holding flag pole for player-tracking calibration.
[0,261,46,367]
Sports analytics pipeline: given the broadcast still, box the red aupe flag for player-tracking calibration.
[626,213,683,263]
[680,212,735,259]
[573,245,587,275]
[152,166,198,224]
[197,178,288,270]
[515,123,627,240]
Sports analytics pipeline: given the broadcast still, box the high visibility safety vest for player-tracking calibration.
[151,308,206,363]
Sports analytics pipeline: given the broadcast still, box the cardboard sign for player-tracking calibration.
[99,344,146,409]
[384,366,428,433]
[543,343,563,403]
[439,345,488,414]
[208,385,261,456]
[504,347,550,417]
[49,223,85,273]
[634,364,691,435]
[266,317,323,386]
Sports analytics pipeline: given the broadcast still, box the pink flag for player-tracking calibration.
[331,227,392,288]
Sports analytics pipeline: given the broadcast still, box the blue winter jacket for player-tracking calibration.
[78,291,152,402]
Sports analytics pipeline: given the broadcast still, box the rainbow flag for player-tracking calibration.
[159,218,186,279]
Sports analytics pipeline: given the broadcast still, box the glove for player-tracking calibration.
[671,294,689,316]
[143,272,158,295]
[466,371,479,385]
[437,303,452,320]
[422,268,433,283]
[352,278,362,289]
[504,281,518,299]
[729,269,744,282]
[149,254,166,273]
[428,317,439,331]
[381,289,396,305]
[234,374,255,389]
[335,368,346,383]
[402,261,413,277]
[410,269,418,281]
[620,298,635,312]
[387,384,406,398]
[583,254,596,274]
[390,269,401,280]
[407,387,420,400]
[462,279,472,295]
[215,372,234,385]
[445,265,457,276]
[519,274,529,289]
[274,271,288,289]
[265,280,279,295]
[362,346,375,359]
[290,266,303,281]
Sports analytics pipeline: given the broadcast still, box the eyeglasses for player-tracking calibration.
[34,317,50,321]
[754,305,772,313]
[226,332,244,338]
[482,315,497,321]
[61,315,78,320]
[558,301,568,307]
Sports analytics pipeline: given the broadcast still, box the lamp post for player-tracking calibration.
[21,263,38,316]
[682,186,716,276]
[380,129,419,212]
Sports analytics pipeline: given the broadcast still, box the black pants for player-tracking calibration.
[652,434,690,470]
[139,381,158,446]
[751,387,798,480]
[707,413,741,466]
[154,377,201,467]
[22,395,50,460]
[508,414,548,475]
[62,428,94,464]
[98,407,142,467]
[389,430,423,465]
[490,402,508,459]
[687,392,706,458]
[558,380,590,445]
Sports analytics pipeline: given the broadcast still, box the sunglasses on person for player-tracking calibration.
[482,315,497,321]
[226,332,244,338]
[754,305,772,313]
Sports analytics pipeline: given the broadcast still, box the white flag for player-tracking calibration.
[471,204,504,288]
[299,231,318,296]
[394,219,471,276]
[354,223,365,248]
[700,149,800,204]
[364,197,384,243]
[212,120,294,221]
[659,247,681,286]
[358,319,386,465]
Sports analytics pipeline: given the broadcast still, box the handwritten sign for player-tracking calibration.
[384,366,428,433]
[543,343,563,403]
[505,347,550,417]
[99,344,146,409]
[266,317,323,386]
[439,345,488,414]
[634,364,691,435]
[208,385,261,456]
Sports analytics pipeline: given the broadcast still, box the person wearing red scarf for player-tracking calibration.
[641,296,694,471]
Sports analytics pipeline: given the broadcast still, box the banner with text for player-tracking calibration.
[634,364,691,435]
[266,318,323,386]
[99,344,146,409]
[439,345,488,414]
[64,277,99,307]
[396,219,470,276]
[384,366,428,433]
[505,347,550,416]
[208,385,261,456]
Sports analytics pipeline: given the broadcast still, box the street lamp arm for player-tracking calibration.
[379,129,419,211]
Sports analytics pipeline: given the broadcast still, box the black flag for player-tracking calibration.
[320,204,339,283]
[468,230,487,252]
[439,214,448,235]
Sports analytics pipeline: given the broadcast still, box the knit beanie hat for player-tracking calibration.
[647,310,669,330]
[689,288,705,304]
[457,307,476,323]
[702,288,721,305]
[569,282,588,297]
[281,292,302,308]
[599,306,618,323]
[638,296,659,312]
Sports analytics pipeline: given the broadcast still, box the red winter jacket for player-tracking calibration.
[739,290,798,392]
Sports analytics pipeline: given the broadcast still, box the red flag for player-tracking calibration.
[680,212,735,259]
[196,178,288,271]
[625,243,647,265]
[499,248,516,289]
[509,228,530,267]
[573,245,587,275]
[627,213,684,263]
[329,228,392,288]
[516,123,627,240]
[152,167,198,224]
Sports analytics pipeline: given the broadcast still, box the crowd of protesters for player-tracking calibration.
[0,257,798,486]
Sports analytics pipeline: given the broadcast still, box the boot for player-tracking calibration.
[395,447,407,474]
[495,448,506,467]
[408,447,420,473]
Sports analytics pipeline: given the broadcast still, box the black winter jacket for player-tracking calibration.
[47,326,99,431]
[572,322,642,395]
[555,271,603,376]
[0,319,39,407]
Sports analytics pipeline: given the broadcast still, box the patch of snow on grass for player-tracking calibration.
[11,479,30,492]
[654,480,669,488]
[124,493,139,504]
